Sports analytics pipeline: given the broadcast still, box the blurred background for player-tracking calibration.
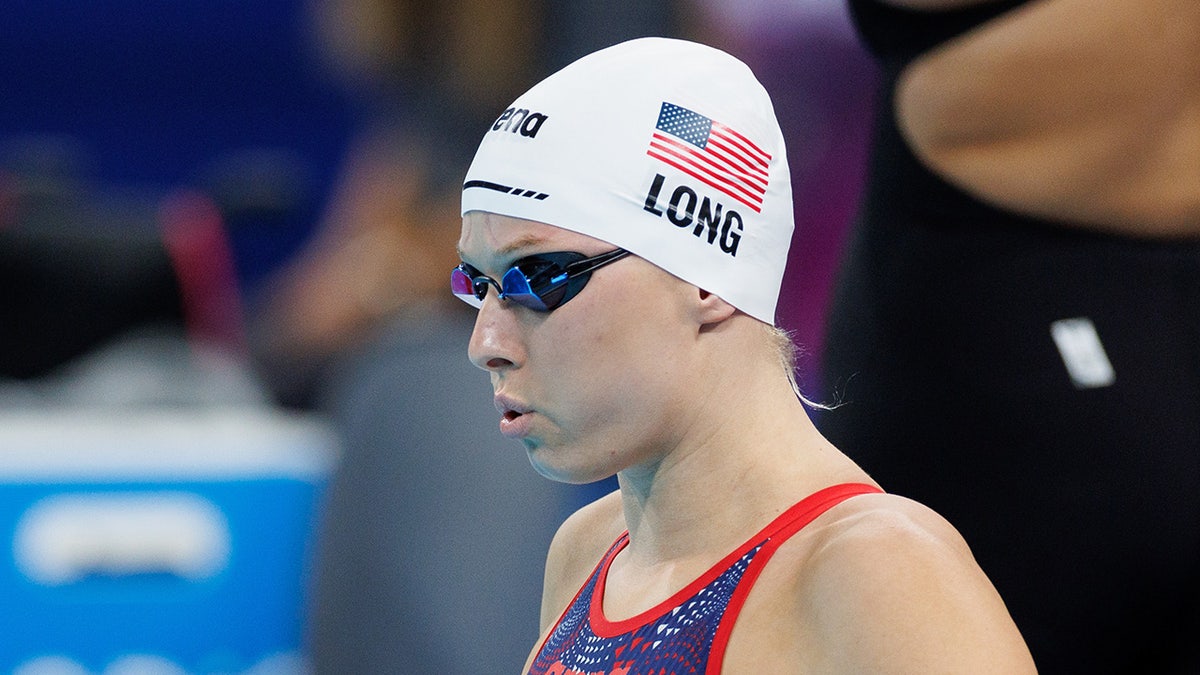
[0,0,876,672]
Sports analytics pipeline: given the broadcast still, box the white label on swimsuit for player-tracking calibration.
[1050,317,1116,389]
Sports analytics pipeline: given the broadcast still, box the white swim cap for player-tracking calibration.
[460,37,794,324]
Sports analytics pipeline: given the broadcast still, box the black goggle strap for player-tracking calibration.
[561,248,631,279]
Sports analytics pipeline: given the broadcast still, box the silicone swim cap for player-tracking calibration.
[461,37,794,324]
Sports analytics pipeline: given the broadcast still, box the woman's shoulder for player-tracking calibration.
[549,488,627,565]
[537,488,627,628]
[782,492,1037,672]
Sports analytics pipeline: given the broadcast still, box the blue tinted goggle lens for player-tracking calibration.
[450,249,630,312]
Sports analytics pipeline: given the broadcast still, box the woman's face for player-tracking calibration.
[457,211,701,484]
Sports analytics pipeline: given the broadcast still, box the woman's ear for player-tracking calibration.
[694,288,738,328]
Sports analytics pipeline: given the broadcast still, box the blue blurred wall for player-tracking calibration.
[0,0,359,288]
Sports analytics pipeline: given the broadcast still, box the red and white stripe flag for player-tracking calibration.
[646,102,772,213]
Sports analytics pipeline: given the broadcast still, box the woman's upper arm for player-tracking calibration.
[895,0,1200,235]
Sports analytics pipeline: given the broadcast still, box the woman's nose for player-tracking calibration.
[467,295,523,373]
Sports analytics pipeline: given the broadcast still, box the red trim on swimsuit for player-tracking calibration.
[529,482,882,674]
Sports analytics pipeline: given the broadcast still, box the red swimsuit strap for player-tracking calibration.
[706,482,884,673]
[532,483,884,667]
[591,484,883,637]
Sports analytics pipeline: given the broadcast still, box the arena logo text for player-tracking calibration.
[491,107,550,138]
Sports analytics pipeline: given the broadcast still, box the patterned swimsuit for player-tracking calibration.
[528,483,882,675]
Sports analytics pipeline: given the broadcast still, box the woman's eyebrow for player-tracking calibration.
[495,233,551,257]
[458,233,552,264]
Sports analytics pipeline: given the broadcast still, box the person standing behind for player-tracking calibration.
[819,0,1200,672]
[454,37,1035,673]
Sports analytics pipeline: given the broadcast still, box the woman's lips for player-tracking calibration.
[498,408,533,439]
[495,395,533,439]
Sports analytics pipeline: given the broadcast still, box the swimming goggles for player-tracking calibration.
[451,248,631,312]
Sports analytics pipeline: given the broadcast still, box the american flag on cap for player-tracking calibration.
[646,102,772,213]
